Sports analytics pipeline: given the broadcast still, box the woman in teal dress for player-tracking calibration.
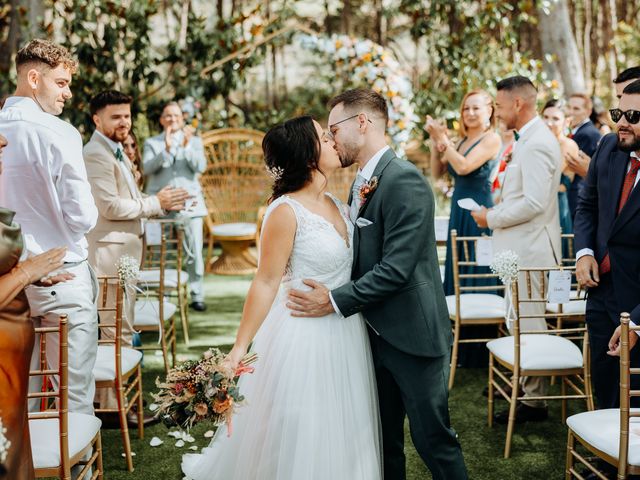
[542,99,578,258]
[426,89,502,367]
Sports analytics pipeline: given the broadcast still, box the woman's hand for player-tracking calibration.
[17,247,71,285]
[424,115,448,144]
[223,345,248,375]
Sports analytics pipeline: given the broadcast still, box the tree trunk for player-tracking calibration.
[341,0,351,35]
[0,0,22,75]
[583,0,593,91]
[537,0,586,94]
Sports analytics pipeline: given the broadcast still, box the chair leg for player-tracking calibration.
[488,354,495,427]
[137,366,144,440]
[205,234,214,273]
[117,384,134,472]
[504,375,519,458]
[448,323,460,390]
[565,429,575,480]
[179,294,190,345]
[561,377,567,421]
[96,432,104,480]
[160,327,170,374]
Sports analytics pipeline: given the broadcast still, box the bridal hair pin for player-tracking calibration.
[265,165,284,181]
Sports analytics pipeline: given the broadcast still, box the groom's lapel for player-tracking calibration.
[352,149,396,275]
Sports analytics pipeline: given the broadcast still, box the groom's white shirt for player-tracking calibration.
[329,145,390,317]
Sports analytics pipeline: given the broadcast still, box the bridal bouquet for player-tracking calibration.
[154,348,257,434]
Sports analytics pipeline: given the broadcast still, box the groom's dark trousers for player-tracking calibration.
[332,150,467,480]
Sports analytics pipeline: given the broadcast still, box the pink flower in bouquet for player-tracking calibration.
[235,363,255,376]
[175,383,184,394]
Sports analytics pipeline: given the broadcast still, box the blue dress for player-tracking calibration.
[443,137,498,296]
[442,137,499,368]
[558,173,573,258]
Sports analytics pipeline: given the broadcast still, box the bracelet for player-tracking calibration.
[12,264,31,288]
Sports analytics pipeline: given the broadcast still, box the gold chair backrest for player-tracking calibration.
[450,230,504,297]
[96,275,124,378]
[28,315,70,477]
[511,266,588,368]
[618,313,640,476]
[200,128,270,224]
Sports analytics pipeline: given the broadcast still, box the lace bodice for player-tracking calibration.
[261,194,354,291]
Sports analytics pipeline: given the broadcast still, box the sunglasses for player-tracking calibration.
[609,108,640,124]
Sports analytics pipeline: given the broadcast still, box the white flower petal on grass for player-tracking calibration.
[175,440,185,447]
[184,434,195,443]
[189,446,198,451]
[148,403,159,412]
[168,430,183,439]
[149,437,163,447]
[204,430,214,438]
[121,452,136,457]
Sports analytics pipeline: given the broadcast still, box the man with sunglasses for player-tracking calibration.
[574,80,640,421]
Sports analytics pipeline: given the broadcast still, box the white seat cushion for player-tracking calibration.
[487,334,584,370]
[211,222,256,237]
[134,299,177,327]
[567,408,640,466]
[93,345,143,381]
[138,268,189,288]
[30,413,101,469]
[446,294,506,320]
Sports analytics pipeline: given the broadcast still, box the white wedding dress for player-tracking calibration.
[181,193,382,480]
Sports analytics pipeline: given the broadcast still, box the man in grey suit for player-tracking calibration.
[472,76,562,423]
[288,89,467,480]
[143,102,208,311]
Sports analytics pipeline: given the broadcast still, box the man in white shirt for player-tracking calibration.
[0,39,99,416]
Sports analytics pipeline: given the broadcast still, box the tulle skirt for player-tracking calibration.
[182,296,382,480]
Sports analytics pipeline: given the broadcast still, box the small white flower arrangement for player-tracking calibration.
[490,250,519,285]
[116,255,140,288]
[0,416,11,467]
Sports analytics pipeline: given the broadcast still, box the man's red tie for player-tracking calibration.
[599,157,640,274]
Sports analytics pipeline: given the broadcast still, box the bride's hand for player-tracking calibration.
[223,346,247,374]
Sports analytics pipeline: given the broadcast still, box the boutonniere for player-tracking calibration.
[503,151,513,165]
[359,176,379,202]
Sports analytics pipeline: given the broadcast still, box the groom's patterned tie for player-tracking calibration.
[350,174,366,223]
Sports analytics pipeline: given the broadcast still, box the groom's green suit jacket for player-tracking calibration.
[331,149,452,358]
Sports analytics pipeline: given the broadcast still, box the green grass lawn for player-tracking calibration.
[99,274,585,479]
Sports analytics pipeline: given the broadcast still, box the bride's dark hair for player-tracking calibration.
[262,116,322,202]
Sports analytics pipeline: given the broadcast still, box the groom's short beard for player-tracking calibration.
[618,130,640,153]
[339,142,359,168]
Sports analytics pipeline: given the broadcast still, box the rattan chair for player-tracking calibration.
[134,229,177,373]
[93,276,144,472]
[565,313,640,479]
[200,128,270,275]
[487,266,594,458]
[29,315,103,479]
[447,230,507,389]
[139,219,189,344]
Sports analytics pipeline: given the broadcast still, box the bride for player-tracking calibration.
[181,116,382,480]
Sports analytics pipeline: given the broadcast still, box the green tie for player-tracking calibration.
[514,130,520,141]
[115,148,124,162]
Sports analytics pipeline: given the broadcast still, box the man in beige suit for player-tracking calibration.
[85,90,190,343]
[472,76,562,424]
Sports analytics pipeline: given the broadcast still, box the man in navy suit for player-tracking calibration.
[574,79,640,412]
[566,93,603,219]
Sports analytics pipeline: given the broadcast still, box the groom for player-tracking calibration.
[288,89,467,480]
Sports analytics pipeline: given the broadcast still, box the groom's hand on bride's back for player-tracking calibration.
[287,279,335,317]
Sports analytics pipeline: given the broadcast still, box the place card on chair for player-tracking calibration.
[476,238,493,266]
[547,270,572,304]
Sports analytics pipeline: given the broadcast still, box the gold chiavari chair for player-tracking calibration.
[487,266,594,458]
[447,230,507,389]
[566,313,640,480]
[28,315,103,479]
[134,229,177,373]
[138,219,190,344]
[93,276,144,472]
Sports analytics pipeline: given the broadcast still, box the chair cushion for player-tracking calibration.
[567,408,640,466]
[30,413,101,469]
[138,268,189,288]
[446,294,506,320]
[211,222,256,237]
[487,334,584,370]
[93,345,143,381]
[134,299,177,327]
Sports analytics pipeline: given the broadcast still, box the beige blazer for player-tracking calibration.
[487,118,562,267]
[84,132,163,275]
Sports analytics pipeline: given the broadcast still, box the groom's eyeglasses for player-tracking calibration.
[609,108,640,124]
[324,113,373,141]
